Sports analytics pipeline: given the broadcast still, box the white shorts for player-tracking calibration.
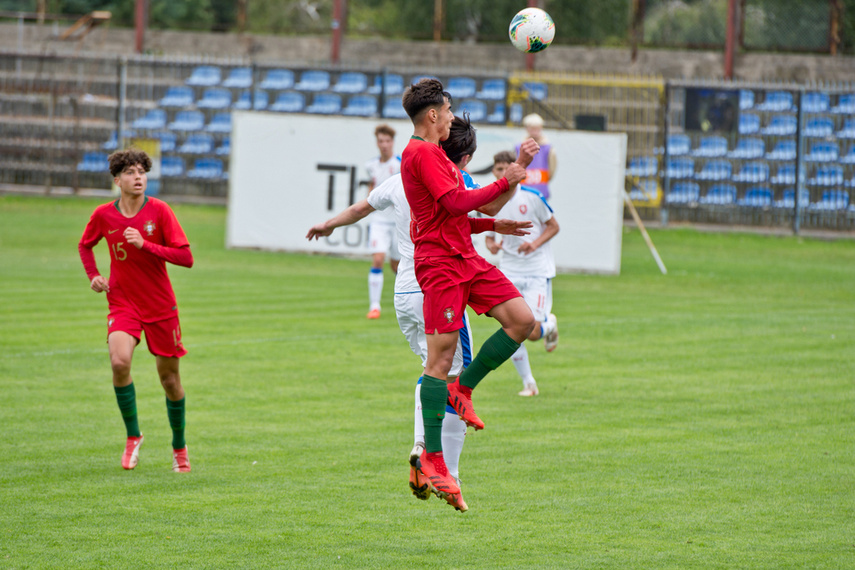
[394,290,473,376]
[368,221,400,260]
[508,275,552,323]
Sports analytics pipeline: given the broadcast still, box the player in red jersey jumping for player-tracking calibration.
[400,78,541,501]
[78,148,194,473]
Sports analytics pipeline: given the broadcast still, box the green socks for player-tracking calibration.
[114,383,141,438]
[420,375,448,453]
[459,328,521,390]
[166,397,186,450]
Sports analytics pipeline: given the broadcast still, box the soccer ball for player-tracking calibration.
[508,8,555,53]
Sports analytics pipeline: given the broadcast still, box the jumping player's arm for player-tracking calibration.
[468,217,532,236]
[79,210,109,293]
[306,199,376,240]
[476,139,540,216]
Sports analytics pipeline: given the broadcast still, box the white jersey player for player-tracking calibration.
[486,150,560,397]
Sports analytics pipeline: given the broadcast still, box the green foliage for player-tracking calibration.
[743,0,831,50]
[644,0,729,46]
[247,0,333,35]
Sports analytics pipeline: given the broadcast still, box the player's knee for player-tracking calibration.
[110,355,132,377]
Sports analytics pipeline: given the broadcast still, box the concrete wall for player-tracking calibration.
[0,21,853,82]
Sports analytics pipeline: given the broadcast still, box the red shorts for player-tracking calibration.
[107,307,187,358]
[415,254,521,334]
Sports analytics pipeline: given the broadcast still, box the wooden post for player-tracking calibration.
[724,0,737,79]
[331,0,344,64]
[433,0,444,42]
[630,0,646,63]
[237,0,247,34]
[134,0,146,54]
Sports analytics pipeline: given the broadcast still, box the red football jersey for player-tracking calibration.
[79,197,190,322]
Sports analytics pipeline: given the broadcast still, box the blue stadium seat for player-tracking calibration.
[629,180,659,203]
[177,133,214,154]
[476,79,506,101]
[222,67,253,88]
[809,190,849,210]
[187,158,224,179]
[368,73,404,96]
[294,70,330,92]
[627,156,657,178]
[342,95,377,117]
[836,119,855,139]
[692,135,728,158]
[667,134,691,156]
[666,182,700,204]
[831,93,855,114]
[804,141,839,163]
[522,82,547,101]
[739,113,760,134]
[802,117,834,138]
[756,91,794,112]
[447,77,477,99]
[156,131,176,153]
[486,103,506,124]
[699,184,737,205]
[728,137,764,159]
[695,160,732,181]
[77,152,109,172]
[132,109,167,130]
[802,92,829,113]
[233,90,269,111]
[774,188,809,209]
[739,90,754,110]
[737,186,773,207]
[205,113,232,133]
[761,115,797,136]
[196,88,232,110]
[159,86,194,108]
[457,100,487,123]
[185,66,221,87]
[382,97,408,119]
[509,103,523,123]
[161,156,185,177]
[766,140,796,161]
[306,93,342,114]
[232,91,252,110]
[839,145,855,165]
[731,161,769,183]
[101,130,135,151]
[253,90,269,110]
[168,111,205,131]
[269,92,305,113]
[215,137,230,156]
[332,72,368,94]
[259,69,294,90]
[770,165,796,185]
[665,157,694,179]
[808,165,844,186]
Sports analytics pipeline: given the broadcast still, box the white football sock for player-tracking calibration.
[511,343,537,387]
[368,268,383,310]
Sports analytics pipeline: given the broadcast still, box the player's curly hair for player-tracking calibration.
[440,113,477,166]
[401,78,451,122]
[493,150,516,165]
[108,148,152,177]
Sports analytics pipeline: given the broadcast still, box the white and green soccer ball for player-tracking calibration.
[508,8,556,53]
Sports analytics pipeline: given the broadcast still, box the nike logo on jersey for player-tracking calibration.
[108,229,119,234]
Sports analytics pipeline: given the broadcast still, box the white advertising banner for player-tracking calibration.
[227,112,626,274]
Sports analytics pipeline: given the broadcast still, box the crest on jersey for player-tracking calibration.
[143,220,156,236]
[443,307,455,324]
[519,204,528,214]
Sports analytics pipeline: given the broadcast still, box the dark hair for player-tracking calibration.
[375,124,396,138]
[108,148,152,177]
[493,150,516,166]
[440,113,477,166]
[401,78,451,122]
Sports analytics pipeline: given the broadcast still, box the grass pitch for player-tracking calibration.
[1,195,853,569]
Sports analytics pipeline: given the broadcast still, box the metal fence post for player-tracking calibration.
[661,82,671,227]
[118,56,127,152]
[793,89,804,235]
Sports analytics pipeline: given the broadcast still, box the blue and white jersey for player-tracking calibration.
[365,155,401,225]
[492,186,556,279]
[366,173,419,294]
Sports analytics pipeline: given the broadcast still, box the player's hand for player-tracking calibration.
[306,224,333,240]
[487,242,501,254]
[90,275,109,293]
[494,219,532,237]
[124,227,144,249]
[503,163,527,188]
[516,138,541,169]
[517,241,537,255]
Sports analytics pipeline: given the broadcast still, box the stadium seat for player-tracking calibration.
[101,130,135,151]
[196,88,232,110]
[77,152,109,172]
[761,115,797,136]
[802,92,829,113]
[185,65,221,87]
[774,188,809,209]
[765,140,797,161]
[177,133,214,154]
[666,134,691,156]
[159,86,195,108]
[305,93,342,114]
[509,103,523,123]
[156,131,177,153]
[809,190,849,210]
[232,90,269,111]
[728,137,764,159]
[382,97,408,119]
[253,90,269,110]
[457,100,487,123]
[161,156,185,177]
[486,103,506,124]
[629,179,659,203]
[627,156,657,178]
[739,113,760,134]
[739,90,754,110]
[215,137,230,156]
[205,113,232,133]
[737,186,773,207]
[222,67,253,88]
[835,119,855,139]
[522,82,548,101]
[831,93,855,114]
[187,158,224,179]
[666,182,700,204]
[802,117,834,138]
[770,165,796,185]
[269,92,305,113]
[132,109,167,130]
[476,79,506,101]
[756,90,794,112]
[804,141,839,163]
[699,184,737,205]
[808,165,844,186]
[665,158,694,179]
[447,77,477,99]
[695,160,732,181]
[294,70,330,92]
[168,111,205,131]
[692,135,728,158]
[259,69,295,90]
[368,73,404,96]
[839,145,855,164]
[342,95,378,117]
[332,72,368,94]
[731,161,769,183]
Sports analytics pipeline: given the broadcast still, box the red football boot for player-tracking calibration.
[416,450,460,497]
[447,380,485,430]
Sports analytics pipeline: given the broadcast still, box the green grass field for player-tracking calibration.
[1,194,853,569]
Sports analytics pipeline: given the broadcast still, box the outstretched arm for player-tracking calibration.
[475,139,541,216]
[306,199,376,240]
